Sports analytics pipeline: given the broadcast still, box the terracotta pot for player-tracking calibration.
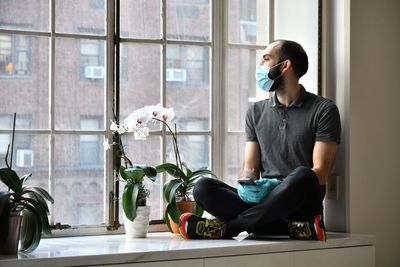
[0,212,21,255]
[168,201,195,234]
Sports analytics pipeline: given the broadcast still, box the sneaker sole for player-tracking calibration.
[178,213,192,240]
[314,215,327,241]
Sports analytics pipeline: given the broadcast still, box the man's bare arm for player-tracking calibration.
[312,141,337,185]
[239,141,261,180]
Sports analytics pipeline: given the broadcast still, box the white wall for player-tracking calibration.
[328,0,400,266]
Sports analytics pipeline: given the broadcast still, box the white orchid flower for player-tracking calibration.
[103,138,112,151]
[124,107,152,129]
[134,126,149,140]
[110,121,119,132]
[117,124,127,134]
[160,107,175,123]
[149,104,164,120]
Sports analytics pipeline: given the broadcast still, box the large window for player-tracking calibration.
[0,0,319,233]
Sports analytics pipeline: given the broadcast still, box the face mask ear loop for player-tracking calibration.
[270,61,286,81]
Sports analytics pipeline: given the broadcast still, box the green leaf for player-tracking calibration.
[29,187,54,204]
[181,162,193,177]
[20,173,32,184]
[119,166,129,180]
[121,166,144,182]
[163,179,183,204]
[22,191,50,215]
[0,168,22,193]
[21,198,51,236]
[20,206,42,253]
[141,166,157,181]
[156,163,186,179]
[189,169,217,179]
[165,202,181,225]
[122,183,139,221]
[163,207,173,233]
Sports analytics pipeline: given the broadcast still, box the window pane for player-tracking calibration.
[54,135,105,225]
[0,0,49,32]
[167,0,211,41]
[0,135,49,192]
[167,136,210,171]
[275,0,318,94]
[0,35,49,129]
[227,48,266,131]
[118,136,161,221]
[120,43,161,124]
[166,45,210,131]
[120,0,161,39]
[56,0,106,35]
[228,0,269,45]
[226,134,246,187]
[55,38,105,130]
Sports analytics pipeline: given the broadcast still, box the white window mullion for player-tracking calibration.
[268,0,275,43]
[48,0,56,225]
[160,0,167,219]
[105,0,116,228]
[211,0,226,180]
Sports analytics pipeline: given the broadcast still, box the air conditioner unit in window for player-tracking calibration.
[166,68,187,82]
[16,149,34,168]
[84,66,104,79]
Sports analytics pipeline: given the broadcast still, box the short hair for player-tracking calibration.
[274,40,308,79]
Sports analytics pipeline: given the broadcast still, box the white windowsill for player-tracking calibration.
[0,232,375,267]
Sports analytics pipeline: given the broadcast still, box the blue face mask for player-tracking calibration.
[255,62,284,92]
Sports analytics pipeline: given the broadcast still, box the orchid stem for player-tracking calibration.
[153,118,183,171]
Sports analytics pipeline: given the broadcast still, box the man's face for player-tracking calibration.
[259,42,284,91]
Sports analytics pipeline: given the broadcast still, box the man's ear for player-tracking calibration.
[282,59,291,72]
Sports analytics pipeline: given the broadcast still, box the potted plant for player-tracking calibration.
[106,116,158,237]
[119,164,157,237]
[109,104,217,233]
[0,114,54,254]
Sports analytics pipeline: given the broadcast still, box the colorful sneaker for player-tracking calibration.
[179,213,226,239]
[288,215,327,241]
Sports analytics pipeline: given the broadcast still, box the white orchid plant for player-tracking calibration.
[106,104,216,230]
[104,104,174,222]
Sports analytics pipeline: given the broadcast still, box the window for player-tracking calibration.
[80,39,104,80]
[80,117,103,167]
[166,45,209,86]
[0,34,32,77]
[0,0,319,234]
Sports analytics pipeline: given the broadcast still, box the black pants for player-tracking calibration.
[193,166,326,237]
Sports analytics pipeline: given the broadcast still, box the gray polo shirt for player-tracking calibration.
[245,86,341,179]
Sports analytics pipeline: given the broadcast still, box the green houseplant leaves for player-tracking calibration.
[120,164,157,222]
[157,162,216,232]
[0,168,54,253]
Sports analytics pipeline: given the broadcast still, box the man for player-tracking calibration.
[179,40,341,241]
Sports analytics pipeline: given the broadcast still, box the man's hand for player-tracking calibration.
[237,178,281,203]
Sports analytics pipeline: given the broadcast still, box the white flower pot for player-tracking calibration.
[123,206,151,238]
